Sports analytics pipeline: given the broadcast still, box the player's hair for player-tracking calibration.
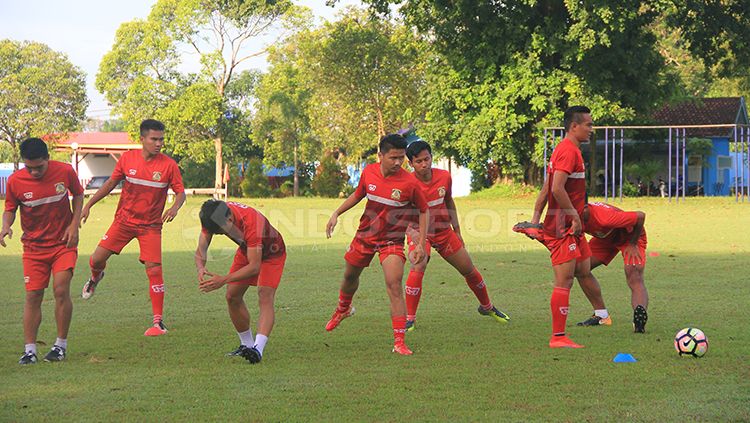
[406,140,432,161]
[379,133,407,153]
[199,199,231,234]
[563,106,591,132]
[140,119,165,136]
[19,138,49,160]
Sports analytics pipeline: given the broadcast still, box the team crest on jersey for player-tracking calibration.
[152,171,162,181]
[438,186,446,197]
[391,188,401,200]
[55,182,66,194]
[23,192,33,199]
[368,184,376,192]
[129,169,137,176]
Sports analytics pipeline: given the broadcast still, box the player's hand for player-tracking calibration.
[0,227,12,247]
[79,206,90,227]
[622,244,643,266]
[62,225,79,248]
[569,215,582,237]
[405,224,420,242]
[198,272,226,292]
[326,214,338,238]
[197,268,209,282]
[411,243,426,265]
[162,207,178,223]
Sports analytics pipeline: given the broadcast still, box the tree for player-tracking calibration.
[97,0,310,189]
[0,40,88,168]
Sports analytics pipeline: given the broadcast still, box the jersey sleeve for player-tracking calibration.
[553,147,577,175]
[4,179,18,212]
[354,168,367,199]
[445,173,453,199]
[242,214,262,249]
[593,206,638,231]
[111,155,125,181]
[169,160,185,194]
[67,166,84,196]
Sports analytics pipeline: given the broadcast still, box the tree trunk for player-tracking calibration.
[214,137,223,192]
[293,142,299,197]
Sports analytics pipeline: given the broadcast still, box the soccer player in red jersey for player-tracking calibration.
[195,200,286,364]
[402,140,510,330]
[79,119,186,336]
[515,202,649,332]
[324,134,429,355]
[529,105,595,349]
[1,138,84,364]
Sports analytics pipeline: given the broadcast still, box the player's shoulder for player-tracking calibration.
[157,152,179,166]
[47,160,75,173]
[432,168,451,181]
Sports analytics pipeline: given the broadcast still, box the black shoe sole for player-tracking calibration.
[242,348,262,364]
[633,306,648,333]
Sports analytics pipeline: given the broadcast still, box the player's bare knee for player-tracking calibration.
[225,291,244,306]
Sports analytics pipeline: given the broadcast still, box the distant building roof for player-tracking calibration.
[652,97,748,137]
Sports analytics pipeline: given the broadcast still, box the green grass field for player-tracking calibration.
[1,195,749,421]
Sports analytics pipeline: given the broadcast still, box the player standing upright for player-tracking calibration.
[2,138,84,364]
[195,200,286,364]
[79,119,186,336]
[324,134,429,355]
[529,105,595,348]
[403,141,510,330]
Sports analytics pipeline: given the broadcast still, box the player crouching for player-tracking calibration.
[195,200,286,364]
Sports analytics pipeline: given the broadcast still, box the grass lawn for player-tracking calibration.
[1,195,749,421]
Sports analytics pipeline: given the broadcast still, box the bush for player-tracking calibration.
[240,157,271,198]
[312,154,348,197]
[179,159,214,189]
[622,181,640,197]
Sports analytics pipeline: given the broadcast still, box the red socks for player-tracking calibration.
[550,286,571,336]
[465,268,492,310]
[405,270,424,321]
[146,266,165,324]
[89,256,105,281]
[336,290,354,313]
[392,315,406,344]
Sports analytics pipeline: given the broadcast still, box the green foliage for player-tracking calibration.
[179,158,214,188]
[0,39,88,163]
[466,182,538,200]
[240,157,271,198]
[621,180,640,197]
[312,154,348,197]
[624,159,662,195]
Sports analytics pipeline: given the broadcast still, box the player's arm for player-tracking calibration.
[62,194,84,248]
[199,246,262,292]
[550,170,581,235]
[622,211,646,265]
[326,192,364,238]
[162,191,186,223]
[412,208,429,264]
[531,180,549,225]
[0,211,16,247]
[444,193,462,242]
[194,230,213,281]
[80,177,122,225]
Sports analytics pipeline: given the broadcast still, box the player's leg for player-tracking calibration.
[575,256,611,326]
[21,289,44,364]
[381,253,412,355]
[243,254,285,363]
[225,282,253,356]
[442,245,510,323]
[139,228,166,336]
[326,262,364,331]
[405,236,429,330]
[625,264,649,333]
[547,235,584,348]
[46,267,74,362]
[83,221,134,299]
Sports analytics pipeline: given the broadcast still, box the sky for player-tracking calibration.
[0,0,360,119]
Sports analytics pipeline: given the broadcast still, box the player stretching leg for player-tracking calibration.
[403,141,509,331]
[325,134,429,355]
[80,119,186,336]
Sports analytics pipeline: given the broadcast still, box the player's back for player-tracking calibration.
[585,202,643,243]
[227,202,285,260]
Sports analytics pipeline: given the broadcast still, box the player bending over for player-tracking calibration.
[403,140,510,331]
[325,133,429,355]
[196,200,286,364]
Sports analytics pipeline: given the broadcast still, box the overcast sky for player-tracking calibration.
[0,0,360,119]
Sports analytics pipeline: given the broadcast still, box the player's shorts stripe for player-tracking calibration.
[569,172,585,179]
[21,192,67,207]
[126,176,169,188]
[427,198,444,207]
[366,193,410,207]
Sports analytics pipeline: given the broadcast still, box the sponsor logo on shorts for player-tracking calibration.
[368,184,376,192]
[55,182,66,194]
[391,188,401,200]
[438,186,446,197]
[151,284,165,293]
[559,306,569,315]
[23,192,33,199]
[568,243,577,252]
[129,169,137,176]
[23,276,30,284]
[405,286,421,295]
[152,171,162,181]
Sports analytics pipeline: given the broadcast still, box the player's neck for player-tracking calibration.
[563,134,582,148]
[379,164,397,177]
[141,150,158,161]
[415,168,432,183]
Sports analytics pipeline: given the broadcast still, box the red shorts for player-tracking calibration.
[344,238,405,268]
[543,234,591,266]
[229,250,286,288]
[407,229,465,259]
[99,222,162,264]
[590,233,648,266]
[22,245,78,292]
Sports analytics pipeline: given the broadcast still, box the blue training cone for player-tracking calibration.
[613,353,637,363]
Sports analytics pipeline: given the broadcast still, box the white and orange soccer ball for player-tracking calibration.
[674,328,708,357]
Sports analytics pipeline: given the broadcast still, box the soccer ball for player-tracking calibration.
[674,328,708,357]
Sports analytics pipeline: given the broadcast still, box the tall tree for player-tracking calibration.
[0,40,88,168]
[97,0,309,189]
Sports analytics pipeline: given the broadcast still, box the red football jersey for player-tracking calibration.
[413,168,453,235]
[543,138,587,238]
[110,150,184,226]
[354,163,428,244]
[585,202,644,245]
[226,202,286,260]
[5,160,84,248]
